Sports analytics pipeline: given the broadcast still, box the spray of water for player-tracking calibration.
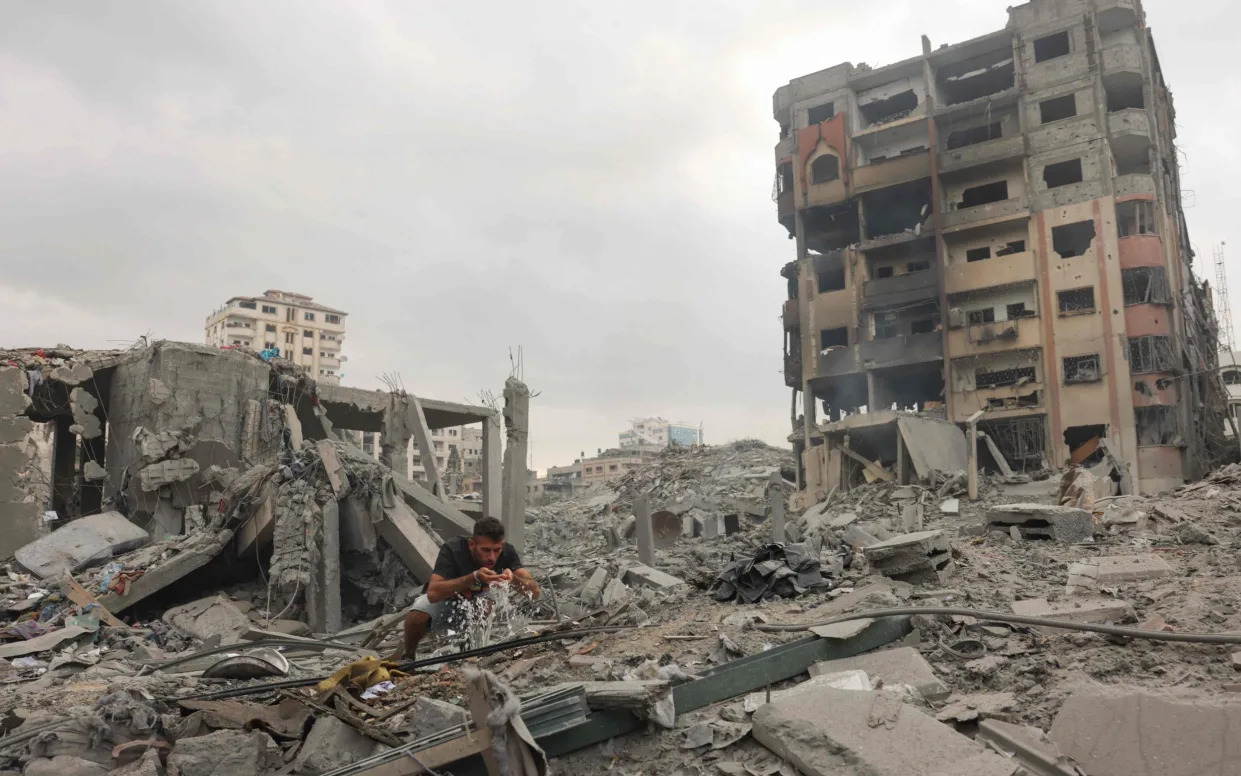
[443,581,534,650]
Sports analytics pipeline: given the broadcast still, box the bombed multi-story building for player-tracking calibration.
[775,0,1230,495]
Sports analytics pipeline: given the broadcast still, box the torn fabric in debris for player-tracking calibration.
[711,542,831,603]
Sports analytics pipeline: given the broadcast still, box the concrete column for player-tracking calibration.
[319,500,342,633]
[51,415,76,518]
[633,496,654,566]
[769,471,786,544]
[967,409,984,501]
[501,378,530,554]
[380,404,412,479]
[481,413,503,521]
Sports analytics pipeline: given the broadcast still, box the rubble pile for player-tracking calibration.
[5,344,1241,773]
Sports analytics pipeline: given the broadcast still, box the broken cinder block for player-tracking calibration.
[864,530,954,584]
[986,503,1093,543]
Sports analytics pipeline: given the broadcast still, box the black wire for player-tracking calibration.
[173,625,639,702]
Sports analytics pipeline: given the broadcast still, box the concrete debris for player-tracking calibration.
[808,646,949,702]
[865,530,954,584]
[1066,553,1172,589]
[986,503,1094,543]
[14,511,150,579]
[752,688,1014,776]
[293,715,385,774]
[137,458,201,491]
[4,334,1241,775]
[166,729,283,776]
[1049,684,1241,776]
[1011,597,1135,634]
[163,596,253,644]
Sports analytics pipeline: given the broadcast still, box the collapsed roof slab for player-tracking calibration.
[315,384,494,432]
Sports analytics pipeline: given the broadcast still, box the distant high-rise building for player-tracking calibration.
[619,417,704,451]
[205,290,347,385]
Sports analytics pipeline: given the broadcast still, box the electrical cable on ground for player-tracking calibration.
[176,624,641,702]
[755,606,1241,644]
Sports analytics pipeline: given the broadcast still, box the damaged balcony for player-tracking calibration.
[852,122,932,192]
[1115,173,1156,198]
[862,264,938,312]
[938,133,1024,174]
[944,249,1035,295]
[946,287,1041,356]
[860,332,943,370]
[1102,40,1144,75]
[1108,108,1151,145]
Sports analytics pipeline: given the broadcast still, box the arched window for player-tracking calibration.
[811,154,840,184]
[1224,369,1241,386]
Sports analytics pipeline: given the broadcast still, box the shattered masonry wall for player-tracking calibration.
[105,342,274,520]
[0,367,52,556]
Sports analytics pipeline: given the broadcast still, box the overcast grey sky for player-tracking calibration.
[1,0,1236,471]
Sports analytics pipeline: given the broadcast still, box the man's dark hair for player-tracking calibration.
[473,516,506,542]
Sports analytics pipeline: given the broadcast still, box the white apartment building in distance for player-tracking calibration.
[205,290,347,385]
[619,417,704,451]
[355,426,482,492]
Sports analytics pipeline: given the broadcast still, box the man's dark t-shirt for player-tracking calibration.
[431,537,523,596]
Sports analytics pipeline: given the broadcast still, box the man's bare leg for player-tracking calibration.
[402,610,431,659]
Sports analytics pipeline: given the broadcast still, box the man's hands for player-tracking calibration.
[476,567,513,586]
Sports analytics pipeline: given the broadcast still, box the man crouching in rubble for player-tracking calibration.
[398,516,540,658]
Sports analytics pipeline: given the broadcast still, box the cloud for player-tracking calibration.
[0,0,1234,470]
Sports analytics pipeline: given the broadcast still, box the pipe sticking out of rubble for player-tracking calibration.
[176,624,641,702]
[755,607,1241,644]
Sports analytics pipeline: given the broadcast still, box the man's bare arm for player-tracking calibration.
[512,568,541,599]
[426,572,480,603]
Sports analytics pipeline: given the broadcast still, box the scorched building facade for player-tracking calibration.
[775,0,1226,495]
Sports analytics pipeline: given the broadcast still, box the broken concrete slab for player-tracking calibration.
[1010,597,1134,634]
[976,719,1078,776]
[15,512,150,579]
[401,696,469,741]
[166,728,283,776]
[1066,553,1173,589]
[600,577,630,607]
[1049,684,1241,776]
[578,568,609,606]
[22,755,108,776]
[294,715,385,774]
[987,503,1093,543]
[377,498,440,582]
[841,524,881,549]
[390,473,475,540]
[622,564,686,590]
[744,670,872,712]
[808,646,949,701]
[865,530,954,584]
[164,596,253,644]
[99,529,233,614]
[137,458,200,491]
[896,416,969,481]
[940,498,960,515]
[0,625,91,659]
[753,688,1012,776]
[829,511,859,529]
